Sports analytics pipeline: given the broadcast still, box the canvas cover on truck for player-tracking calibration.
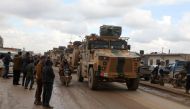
[100,25,122,37]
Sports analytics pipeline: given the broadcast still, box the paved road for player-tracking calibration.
[0,68,189,109]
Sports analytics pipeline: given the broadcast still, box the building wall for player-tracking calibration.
[146,55,185,66]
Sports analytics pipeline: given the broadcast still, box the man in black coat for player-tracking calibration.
[22,52,30,86]
[42,59,55,108]
[13,52,22,85]
[2,52,12,79]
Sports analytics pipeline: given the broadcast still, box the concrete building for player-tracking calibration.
[142,53,190,66]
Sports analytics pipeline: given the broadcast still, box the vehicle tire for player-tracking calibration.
[77,66,83,82]
[126,78,139,91]
[88,67,97,90]
[144,77,150,81]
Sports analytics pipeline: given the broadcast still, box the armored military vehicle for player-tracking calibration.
[70,41,82,72]
[63,41,82,73]
[77,25,140,90]
[64,42,74,68]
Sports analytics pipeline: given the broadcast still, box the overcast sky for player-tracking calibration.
[0,0,190,54]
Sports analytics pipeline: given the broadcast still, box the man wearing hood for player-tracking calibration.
[42,58,55,108]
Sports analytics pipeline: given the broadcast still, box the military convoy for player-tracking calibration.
[76,25,140,90]
[59,25,189,91]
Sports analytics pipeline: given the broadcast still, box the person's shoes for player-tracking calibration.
[22,83,24,86]
[43,105,53,108]
[25,87,28,89]
[16,83,21,85]
[37,102,42,105]
[29,88,34,90]
[34,100,37,104]
[3,77,9,79]
[34,101,42,105]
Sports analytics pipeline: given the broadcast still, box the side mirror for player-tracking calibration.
[127,45,131,50]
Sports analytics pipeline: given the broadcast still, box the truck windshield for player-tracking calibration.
[110,40,127,49]
[89,40,109,49]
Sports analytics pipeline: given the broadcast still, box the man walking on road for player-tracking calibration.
[25,59,35,90]
[34,56,45,105]
[2,52,12,79]
[42,58,55,108]
[13,52,22,85]
[185,61,190,94]
[22,52,30,86]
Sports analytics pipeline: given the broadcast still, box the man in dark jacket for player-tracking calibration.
[2,52,12,79]
[42,59,55,108]
[25,59,35,90]
[150,63,160,83]
[13,52,22,85]
[22,52,30,86]
[185,61,190,94]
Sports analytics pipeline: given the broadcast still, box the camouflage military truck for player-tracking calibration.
[77,25,140,90]
[70,41,82,72]
[64,41,82,73]
[64,42,74,67]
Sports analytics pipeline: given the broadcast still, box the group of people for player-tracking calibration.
[2,52,55,108]
[151,61,190,94]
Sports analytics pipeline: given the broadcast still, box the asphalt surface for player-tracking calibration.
[0,68,189,109]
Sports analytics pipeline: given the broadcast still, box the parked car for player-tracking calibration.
[138,66,151,81]
[168,61,187,78]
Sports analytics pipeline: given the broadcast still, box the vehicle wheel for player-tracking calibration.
[126,78,139,90]
[77,66,84,82]
[144,77,150,81]
[88,67,97,90]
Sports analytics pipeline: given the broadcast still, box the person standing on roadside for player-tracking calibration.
[34,56,45,105]
[13,52,22,85]
[25,58,35,90]
[185,61,190,94]
[42,58,55,108]
[2,52,12,79]
[22,52,30,86]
